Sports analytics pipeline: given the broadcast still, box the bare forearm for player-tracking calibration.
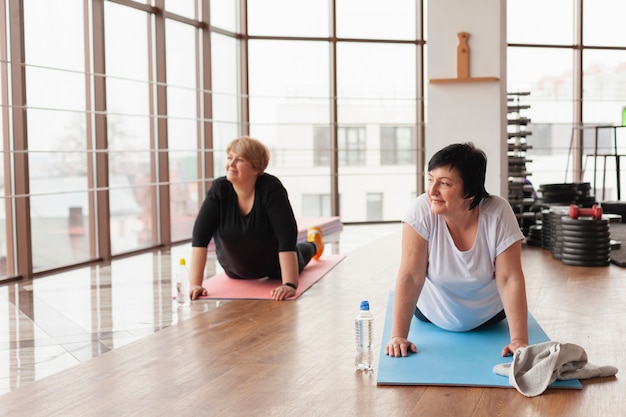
[188,246,208,287]
[278,251,299,287]
[500,278,529,343]
[390,277,422,339]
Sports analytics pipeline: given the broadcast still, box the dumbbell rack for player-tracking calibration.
[507,92,534,233]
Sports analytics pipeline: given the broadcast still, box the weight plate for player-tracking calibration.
[560,240,611,250]
[562,258,610,267]
[561,247,610,257]
[561,236,611,245]
[561,230,610,239]
[560,217,609,226]
[539,183,577,190]
[561,222,609,231]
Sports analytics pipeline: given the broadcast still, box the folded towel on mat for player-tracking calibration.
[493,341,618,397]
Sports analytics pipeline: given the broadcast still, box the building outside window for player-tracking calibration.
[380,126,416,165]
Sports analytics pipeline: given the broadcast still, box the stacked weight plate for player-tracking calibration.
[550,212,564,260]
[526,223,542,246]
[536,182,595,206]
[540,209,552,249]
[540,206,569,250]
[560,217,611,266]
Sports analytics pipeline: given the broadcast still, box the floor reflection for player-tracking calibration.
[0,223,400,395]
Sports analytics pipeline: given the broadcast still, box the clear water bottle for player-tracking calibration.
[354,300,374,371]
[176,257,191,307]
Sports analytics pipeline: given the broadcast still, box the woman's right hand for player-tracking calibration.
[189,284,207,300]
[385,336,417,357]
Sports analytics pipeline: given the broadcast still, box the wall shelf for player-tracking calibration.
[430,32,499,84]
[430,76,499,84]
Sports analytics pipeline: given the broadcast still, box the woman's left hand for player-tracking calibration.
[502,338,528,357]
[271,284,296,301]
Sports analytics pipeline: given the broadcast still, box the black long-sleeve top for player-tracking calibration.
[191,173,298,279]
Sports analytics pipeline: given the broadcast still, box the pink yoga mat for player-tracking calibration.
[198,254,345,300]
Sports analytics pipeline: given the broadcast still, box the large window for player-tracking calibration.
[2,0,625,280]
[507,0,626,200]
[104,3,154,255]
[165,19,200,242]
[336,41,418,222]
[24,0,91,270]
[247,39,332,218]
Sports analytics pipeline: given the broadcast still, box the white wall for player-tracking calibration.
[427,0,508,197]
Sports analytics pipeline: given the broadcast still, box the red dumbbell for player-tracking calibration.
[568,204,603,220]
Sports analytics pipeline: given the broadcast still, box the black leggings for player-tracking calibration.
[296,241,317,273]
[414,306,506,330]
[225,241,317,280]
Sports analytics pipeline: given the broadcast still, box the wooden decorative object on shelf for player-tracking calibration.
[430,31,499,84]
[457,31,470,79]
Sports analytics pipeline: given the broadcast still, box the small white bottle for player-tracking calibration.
[176,257,191,307]
[354,300,374,371]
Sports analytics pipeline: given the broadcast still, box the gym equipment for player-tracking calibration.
[569,204,603,220]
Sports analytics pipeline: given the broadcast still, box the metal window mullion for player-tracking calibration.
[416,0,425,196]
[239,0,249,136]
[92,0,111,259]
[83,0,98,259]
[0,0,17,280]
[154,0,170,245]
[573,0,584,182]
[329,0,339,217]
[201,3,214,197]
[8,0,32,278]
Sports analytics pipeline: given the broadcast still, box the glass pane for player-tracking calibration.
[166,20,199,242]
[0,64,5,276]
[248,0,328,37]
[336,0,416,40]
[24,0,84,71]
[31,192,90,272]
[211,32,240,161]
[108,173,147,253]
[583,49,626,125]
[164,0,196,19]
[23,0,91,270]
[507,47,574,189]
[337,42,417,222]
[507,0,574,45]
[584,0,626,47]
[104,4,150,80]
[248,40,331,218]
[210,0,238,32]
[105,3,155,253]
[26,67,85,112]
[166,20,197,90]
[581,50,626,201]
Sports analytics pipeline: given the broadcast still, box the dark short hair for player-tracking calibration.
[427,142,490,210]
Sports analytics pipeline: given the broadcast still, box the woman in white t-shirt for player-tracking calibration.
[385,142,529,358]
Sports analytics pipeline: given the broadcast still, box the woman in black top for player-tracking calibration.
[188,136,324,301]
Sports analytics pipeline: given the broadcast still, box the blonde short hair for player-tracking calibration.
[226,136,270,174]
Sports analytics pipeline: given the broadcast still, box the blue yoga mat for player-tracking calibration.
[377,292,582,389]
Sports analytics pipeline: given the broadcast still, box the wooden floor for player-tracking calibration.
[0,224,624,416]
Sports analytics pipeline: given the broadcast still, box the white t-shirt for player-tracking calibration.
[403,193,524,332]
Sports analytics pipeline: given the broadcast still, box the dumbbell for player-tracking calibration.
[569,204,603,220]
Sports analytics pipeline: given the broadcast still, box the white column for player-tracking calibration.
[427,0,507,197]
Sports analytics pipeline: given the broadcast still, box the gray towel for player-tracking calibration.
[493,341,618,397]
